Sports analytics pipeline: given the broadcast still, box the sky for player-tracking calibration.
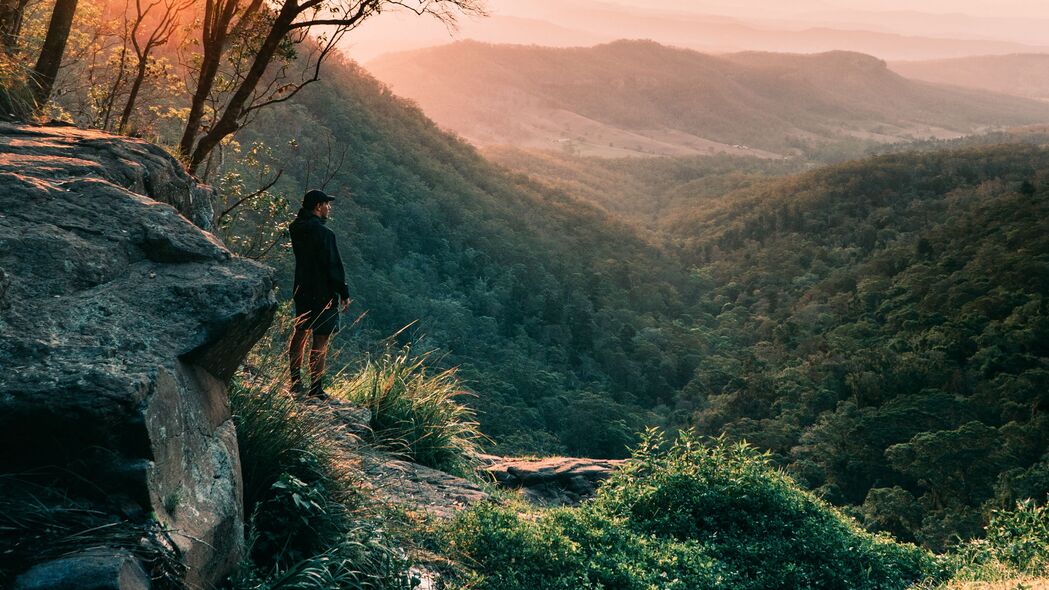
[640,0,1049,18]
[341,0,1049,63]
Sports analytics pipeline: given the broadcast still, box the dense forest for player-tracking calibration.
[665,144,1049,550]
[493,137,1049,549]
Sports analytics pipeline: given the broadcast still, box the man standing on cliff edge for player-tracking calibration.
[288,189,350,399]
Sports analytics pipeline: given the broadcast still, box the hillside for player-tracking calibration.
[892,54,1049,101]
[234,57,1049,545]
[663,144,1049,550]
[483,146,809,229]
[225,56,699,458]
[366,40,1049,159]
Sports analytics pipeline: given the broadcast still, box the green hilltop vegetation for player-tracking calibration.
[366,40,1049,159]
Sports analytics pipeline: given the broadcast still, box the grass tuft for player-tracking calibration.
[337,346,488,476]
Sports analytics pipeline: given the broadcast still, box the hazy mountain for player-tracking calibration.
[345,0,1049,62]
[368,40,1049,159]
[891,54,1049,101]
[795,9,1049,46]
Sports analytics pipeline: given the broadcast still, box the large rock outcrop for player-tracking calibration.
[483,457,625,506]
[0,123,276,588]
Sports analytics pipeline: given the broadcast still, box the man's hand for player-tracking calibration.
[340,298,350,313]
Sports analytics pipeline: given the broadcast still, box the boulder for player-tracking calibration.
[360,456,490,520]
[483,457,625,506]
[0,124,276,587]
[0,122,214,229]
[13,550,151,590]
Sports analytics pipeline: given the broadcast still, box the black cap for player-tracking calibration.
[302,189,335,209]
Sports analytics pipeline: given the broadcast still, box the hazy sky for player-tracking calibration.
[634,0,1049,18]
[343,0,1049,62]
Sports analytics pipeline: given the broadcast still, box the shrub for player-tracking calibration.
[595,429,941,589]
[230,377,347,515]
[441,502,735,590]
[440,429,943,590]
[338,347,486,476]
[949,499,1049,582]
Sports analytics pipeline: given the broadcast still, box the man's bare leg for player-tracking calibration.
[289,326,310,393]
[308,332,333,397]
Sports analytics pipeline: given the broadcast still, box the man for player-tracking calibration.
[288,189,350,398]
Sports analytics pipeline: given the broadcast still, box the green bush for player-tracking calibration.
[440,429,943,590]
[230,467,412,590]
[230,377,347,515]
[338,347,486,476]
[442,503,734,590]
[950,499,1049,581]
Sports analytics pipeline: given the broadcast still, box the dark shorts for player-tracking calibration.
[294,299,340,335]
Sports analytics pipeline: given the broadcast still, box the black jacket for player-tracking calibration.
[289,210,349,307]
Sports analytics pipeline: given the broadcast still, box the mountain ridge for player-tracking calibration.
[368,40,1049,159]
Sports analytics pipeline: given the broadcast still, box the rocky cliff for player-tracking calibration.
[0,123,276,588]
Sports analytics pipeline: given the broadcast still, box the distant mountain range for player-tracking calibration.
[891,54,1049,101]
[367,40,1049,159]
[344,0,1049,62]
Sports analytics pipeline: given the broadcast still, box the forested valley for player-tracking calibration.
[227,63,1049,549]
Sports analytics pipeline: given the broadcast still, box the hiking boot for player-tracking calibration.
[289,379,305,396]
[308,378,331,401]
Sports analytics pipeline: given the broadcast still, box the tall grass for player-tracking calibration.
[336,347,487,476]
[228,318,413,590]
[0,475,186,588]
[0,58,36,121]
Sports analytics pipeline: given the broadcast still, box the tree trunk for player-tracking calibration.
[117,57,148,132]
[30,0,79,106]
[0,0,28,52]
[178,46,221,159]
[187,8,295,174]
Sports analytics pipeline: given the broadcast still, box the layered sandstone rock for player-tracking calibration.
[483,456,625,506]
[0,123,276,588]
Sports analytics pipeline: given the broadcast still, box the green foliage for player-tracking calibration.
[228,335,411,590]
[230,466,412,590]
[338,347,485,476]
[440,430,941,590]
[230,377,345,515]
[215,140,294,260]
[950,500,1049,582]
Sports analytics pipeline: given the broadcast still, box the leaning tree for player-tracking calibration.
[179,0,485,175]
